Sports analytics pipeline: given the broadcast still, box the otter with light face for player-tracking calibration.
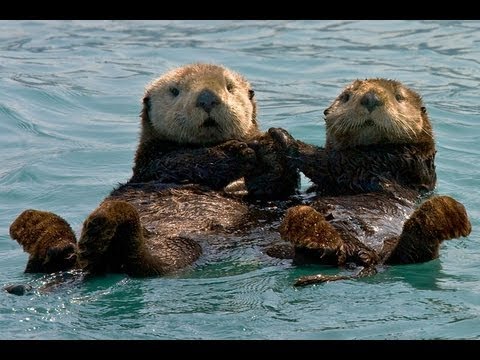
[8,63,299,286]
[268,78,471,286]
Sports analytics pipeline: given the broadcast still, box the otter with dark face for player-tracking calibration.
[8,63,299,285]
[270,79,471,286]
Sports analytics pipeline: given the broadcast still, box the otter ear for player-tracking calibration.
[142,96,151,122]
[143,96,151,111]
[248,89,255,100]
[421,106,427,114]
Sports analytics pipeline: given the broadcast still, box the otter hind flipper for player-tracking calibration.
[279,205,379,267]
[280,205,345,265]
[386,195,472,264]
[10,209,78,273]
[78,200,144,275]
[78,200,203,277]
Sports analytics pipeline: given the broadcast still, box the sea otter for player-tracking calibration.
[8,63,299,286]
[269,78,471,286]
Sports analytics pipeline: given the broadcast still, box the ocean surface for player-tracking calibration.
[0,20,479,340]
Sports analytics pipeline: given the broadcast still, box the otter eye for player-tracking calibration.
[226,82,235,93]
[170,87,180,97]
[395,94,405,102]
[248,89,255,100]
[339,92,350,103]
[421,106,427,113]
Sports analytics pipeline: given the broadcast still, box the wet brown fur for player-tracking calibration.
[10,210,77,273]
[9,64,299,280]
[269,79,471,285]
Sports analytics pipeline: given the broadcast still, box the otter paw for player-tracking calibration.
[218,139,257,170]
[218,139,254,156]
[280,205,344,264]
[244,129,300,200]
[267,127,298,151]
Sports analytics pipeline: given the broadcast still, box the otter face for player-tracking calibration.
[323,79,432,149]
[142,63,257,145]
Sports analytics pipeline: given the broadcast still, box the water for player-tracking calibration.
[1,20,479,340]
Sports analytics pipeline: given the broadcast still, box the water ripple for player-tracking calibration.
[1,20,479,340]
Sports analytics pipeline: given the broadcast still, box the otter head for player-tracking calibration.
[141,63,258,145]
[323,79,433,149]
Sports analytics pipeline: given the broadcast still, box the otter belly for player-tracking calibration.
[310,192,415,253]
[105,181,287,271]
[109,182,249,243]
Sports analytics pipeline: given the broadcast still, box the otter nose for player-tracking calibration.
[196,89,220,113]
[360,91,382,112]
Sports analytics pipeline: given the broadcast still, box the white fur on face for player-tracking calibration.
[325,79,428,148]
[144,64,256,144]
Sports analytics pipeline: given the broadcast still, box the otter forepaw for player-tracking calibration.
[218,139,254,156]
[218,139,257,170]
[267,127,298,151]
[244,129,300,200]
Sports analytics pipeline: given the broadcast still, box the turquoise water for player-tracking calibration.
[1,20,479,340]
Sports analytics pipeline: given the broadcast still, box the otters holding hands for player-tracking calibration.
[7,65,471,293]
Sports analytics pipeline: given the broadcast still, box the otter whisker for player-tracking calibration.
[394,115,415,140]
[398,115,416,136]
